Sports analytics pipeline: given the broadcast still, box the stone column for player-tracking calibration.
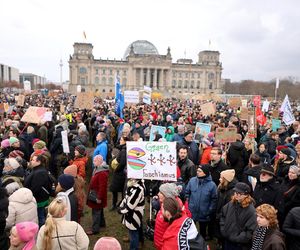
[153,68,157,90]
[146,68,150,87]
[159,69,164,89]
[139,68,143,88]
[132,68,136,90]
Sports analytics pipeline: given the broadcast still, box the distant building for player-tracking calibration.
[19,73,46,89]
[0,63,19,84]
[68,40,225,96]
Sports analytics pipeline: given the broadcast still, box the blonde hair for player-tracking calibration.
[43,198,67,250]
[231,194,254,208]
[256,204,278,229]
[218,178,229,190]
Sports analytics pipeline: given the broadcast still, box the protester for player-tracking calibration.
[252,204,286,250]
[209,147,228,186]
[1,158,24,190]
[255,143,271,165]
[276,147,295,182]
[0,187,9,250]
[69,145,88,179]
[86,155,109,235]
[283,206,300,250]
[200,138,212,165]
[179,130,199,165]
[242,154,262,193]
[220,182,257,250]
[36,197,89,250]
[177,145,195,184]
[93,132,108,163]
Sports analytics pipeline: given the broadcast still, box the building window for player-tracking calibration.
[172,80,176,88]
[185,72,189,78]
[173,71,176,77]
[80,77,86,85]
[179,72,182,78]
[208,72,215,80]
[109,69,113,75]
[122,78,127,87]
[102,69,106,74]
[197,81,200,89]
[117,69,120,75]
[178,80,182,88]
[79,67,87,74]
[123,70,127,75]
[191,80,194,89]
[109,77,113,85]
[191,73,194,78]
[103,89,106,92]
[95,68,99,75]
[209,83,213,89]
[102,77,106,85]
[95,77,99,84]
[198,73,201,78]
[109,89,112,92]
[184,80,188,88]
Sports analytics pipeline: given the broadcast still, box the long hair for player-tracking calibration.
[43,197,67,250]
[74,176,86,216]
[231,193,255,208]
[218,178,229,190]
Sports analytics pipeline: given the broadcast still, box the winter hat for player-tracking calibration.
[289,165,300,176]
[33,140,46,150]
[32,138,40,145]
[64,165,78,177]
[9,137,19,146]
[163,197,181,217]
[15,222,39,250]
[276,145,288,152]
[1,139,10,148]
[58,174,75,190]
[4,158,20,169]
[208,132,214,138]
[94,237,122,250]
[220,169,235,182]
[9,150,24,158]
[184,130,193,137]
[279,148,291,156]
[5,182,20,195]
[233,182,251,195]
[202,138,211,146]
[198,164,210,176]
[159,183,179,198]
[75,145,86,156]
[260,165,275,176]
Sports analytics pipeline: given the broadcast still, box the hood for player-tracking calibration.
[97,139,108,146]
[231,141,245,151]
[167,126,175,135]
[74,156,88,164]
[9,187,34,204]
[198,174,213,183]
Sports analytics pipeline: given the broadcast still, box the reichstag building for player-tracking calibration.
[68,40,225,96]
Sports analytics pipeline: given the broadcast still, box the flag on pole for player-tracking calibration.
[115,76,124,118]
[281,95,295,125]
[276,78,280,89]
[83,31,87,40]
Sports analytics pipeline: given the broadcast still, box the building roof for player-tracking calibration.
[123,40,159,59]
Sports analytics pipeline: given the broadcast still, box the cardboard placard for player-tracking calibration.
[17,95,25,107]
[124,90,140,103]
[201,102,216,116]
[194,122,211,142]
[60,104,65,113]
[21,106,47,124]
[248,109,257,138]
[74,92,94,110]
[240,107,249,120]
[272,110,279,119]
[215,127,238,143]
[143,86,152,105]
[126,141,177,181]
[229,97,242,108]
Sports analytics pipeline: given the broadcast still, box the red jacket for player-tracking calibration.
[69,156,88,179]
[162,215,199,250]
[200,146,212,165]
[87,167,109,209]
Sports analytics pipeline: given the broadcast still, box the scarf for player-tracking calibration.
[251,226,267,250]
[57,187,74,221]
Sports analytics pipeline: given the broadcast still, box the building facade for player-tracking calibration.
[68,40,225,96]
[19,73,46,89]
[0,63,19,84]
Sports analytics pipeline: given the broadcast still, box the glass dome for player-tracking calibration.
[123,40,159,59]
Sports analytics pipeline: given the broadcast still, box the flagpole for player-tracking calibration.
[275,78,279,101]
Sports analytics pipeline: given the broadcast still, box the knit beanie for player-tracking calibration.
[94,237,122,250]
[202,138,211,146]
[15,222,39,250]
[279,148,291,156]
[159,183,179,198]
[289,165,300,176]
[33,140,46,150]
[9,137,19,146]
[4,158,20,169]
[163,197,181,217]
[64,165,78,177]
[276,145,288,152]
[220,169,235,182]
[1,139,10,148]
[75,145,86,156]
[198,164,210,176]
[9,150,24,158]
[58,174,75,190]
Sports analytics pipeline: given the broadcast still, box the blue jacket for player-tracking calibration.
[185,175,217,222]
[93,139,108,163]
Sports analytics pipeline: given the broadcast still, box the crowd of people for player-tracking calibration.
[0,90,300,250]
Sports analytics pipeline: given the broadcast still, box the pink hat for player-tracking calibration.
[1,139,10,148]
[208,132,214,138]
[94,237,122,250]
[64,165,78,177]
[15,222,39,250]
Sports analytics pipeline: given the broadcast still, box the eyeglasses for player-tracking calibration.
[235,191,245,195]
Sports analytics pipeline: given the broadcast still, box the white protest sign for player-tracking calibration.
[124,90,139,103]
[61,130,70,153]
[126,141,177,181]
[43,111,53,122]
[150,125,166,141]
[77,85,81,93]
[241,99,248,107]
[24,81,31,91]
[262,100,270,112]
[143,86,152,105]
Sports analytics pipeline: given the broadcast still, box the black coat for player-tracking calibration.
[179,139,199,166]
[242,164,262,193]
[110,144,127,193]
[266,138,278,159]
[257,228,286,250]
[283,207,300,250]
[255,150,271,165]
[253,177,281,209]
[220,200,257,249]
[0,187,9,250]
[276,157,295,183]
[283,178,300,217]
[177,157,195,184]
[210,159,228,186]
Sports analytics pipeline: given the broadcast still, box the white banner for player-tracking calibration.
[43,111,53,122]
[126,141,177,181]
[241,99,248,107]
[281,95,295,125]
[77,85,81,93]
[61,130,70,154]
[276,78,280,89]
[24,81,31,91]
[262,100,270,112]
[124,90,139,103]
[143,86,152,105]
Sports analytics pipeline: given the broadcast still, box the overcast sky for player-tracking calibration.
[1,0,299,83]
